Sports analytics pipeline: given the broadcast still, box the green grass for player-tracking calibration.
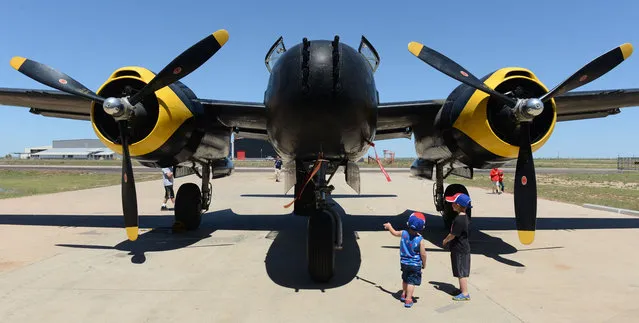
[0,159,142,166]
[506,158,619,169]
[446,172,639,211]
[0,170,159,199]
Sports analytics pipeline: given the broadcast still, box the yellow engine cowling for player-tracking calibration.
[436,67,558,167]
[90,67,201,165]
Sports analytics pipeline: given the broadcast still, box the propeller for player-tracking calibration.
[10,30,230,241]
[408,41,633,244]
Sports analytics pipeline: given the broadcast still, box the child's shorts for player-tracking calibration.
[401,264,422,286]
[451,251,471,278]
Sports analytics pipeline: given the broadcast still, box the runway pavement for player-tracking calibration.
[0,171,638,322]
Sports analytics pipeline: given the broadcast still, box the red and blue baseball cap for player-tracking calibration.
[445,193,472,208]
[407,212,426,231]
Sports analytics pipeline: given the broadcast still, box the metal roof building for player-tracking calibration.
[16,139,120,160]
[31,147,117,160]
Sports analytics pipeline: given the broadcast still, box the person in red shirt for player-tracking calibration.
[498,169,505,193]
[489,167,501,194]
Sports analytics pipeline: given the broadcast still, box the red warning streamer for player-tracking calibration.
[367,141,392,182]
[284,158,327,208]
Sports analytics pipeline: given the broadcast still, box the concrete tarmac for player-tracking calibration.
[0,171,638,322]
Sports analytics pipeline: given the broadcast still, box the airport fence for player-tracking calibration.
[617,157,639,171]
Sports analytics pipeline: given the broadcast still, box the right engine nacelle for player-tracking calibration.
[434,67,557,168]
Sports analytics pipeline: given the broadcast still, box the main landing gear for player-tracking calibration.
[173,163,212,232]
[432,163,471,230]
[294,159,343,282]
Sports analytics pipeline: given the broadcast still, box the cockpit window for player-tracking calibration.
[358,36,380,73]
[265,36,286,73]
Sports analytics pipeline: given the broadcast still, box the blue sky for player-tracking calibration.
[1,0,638,158]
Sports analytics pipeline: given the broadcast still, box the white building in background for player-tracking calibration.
[17,139,119,160]
[14,145,52,159]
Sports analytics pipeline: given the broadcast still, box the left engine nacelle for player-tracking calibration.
[434,67,558,168]
[90,67,208,167]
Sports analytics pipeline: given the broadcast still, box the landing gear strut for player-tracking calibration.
[432,163,471,230]
[305,160,343,282]
[294,160,317,216]
[173,163,212,231]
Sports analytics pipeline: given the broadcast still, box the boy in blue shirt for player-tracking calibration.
[383,212,427,308]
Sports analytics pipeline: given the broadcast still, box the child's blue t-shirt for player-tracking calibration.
[400,230,423,267]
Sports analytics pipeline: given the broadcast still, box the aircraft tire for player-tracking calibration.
[442,184,471,230]
[175,183,202,230]
[307,208,336,282]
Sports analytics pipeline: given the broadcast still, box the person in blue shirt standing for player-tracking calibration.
[383,212,427,308]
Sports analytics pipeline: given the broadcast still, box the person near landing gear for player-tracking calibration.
[442,193,472,301]
[161,167,175,210]
[274,156,283,182]
[383,212,427,308]
[498,169,505,193]
[490,167,501,194]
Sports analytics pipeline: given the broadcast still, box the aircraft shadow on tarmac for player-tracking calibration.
[2,208,639,290]
[240,194,398,198]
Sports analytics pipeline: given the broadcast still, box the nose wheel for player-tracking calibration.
[302,159,343,283]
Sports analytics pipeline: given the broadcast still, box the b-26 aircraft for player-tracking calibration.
[1,30,638,282]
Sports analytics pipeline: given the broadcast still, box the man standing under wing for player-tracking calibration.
[442,192,472,301]
[161,167,175,210]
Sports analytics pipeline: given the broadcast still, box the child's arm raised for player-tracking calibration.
[383,222,402,237]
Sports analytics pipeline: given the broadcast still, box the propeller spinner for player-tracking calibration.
[408,41,633,244]
[10,30,229,241]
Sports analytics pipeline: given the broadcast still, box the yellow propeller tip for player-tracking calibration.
[213,29,229,46]
[408,42,423,57]
[517,230,535,245]
[620,43,633,60]
[126,226,139,241]
[9,56,26,70]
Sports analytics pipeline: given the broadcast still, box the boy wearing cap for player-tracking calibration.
[442,193,472,301]
[383,212,427,308]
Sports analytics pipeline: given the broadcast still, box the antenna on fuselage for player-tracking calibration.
[302,37,310,94]
[332,35,341,93]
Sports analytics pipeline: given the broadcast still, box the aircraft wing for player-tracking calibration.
[0,88,269,139]
[376,99,445,140]
[552,88,639,121]
[195,99,268,140]
[0,87,92,120]
[376,88,639,138]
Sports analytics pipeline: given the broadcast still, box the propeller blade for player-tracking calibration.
[10,56,104,104]
[513,122,537,245]
[408,42,518,108]
[540,43,633,102]
[128,30,229,106]
[118,121,139,241]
